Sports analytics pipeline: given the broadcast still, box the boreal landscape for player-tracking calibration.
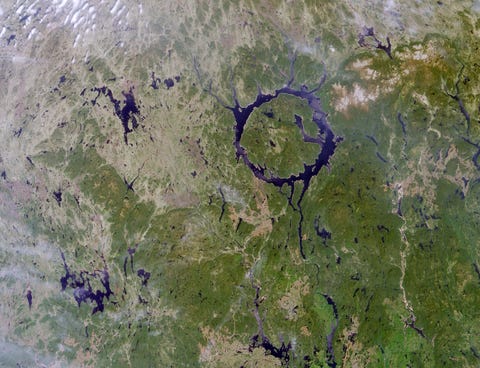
[1,0,480,367]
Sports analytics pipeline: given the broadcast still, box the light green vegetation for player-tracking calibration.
[1,0,480,367]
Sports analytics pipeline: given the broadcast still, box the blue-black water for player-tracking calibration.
[222,71,341,258]
[60,252,113,314]
[90,86,141,144]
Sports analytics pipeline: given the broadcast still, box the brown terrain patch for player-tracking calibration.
[331,82,379,116]
[300,325,312,337]
[228,177,274,238]
[199,326,281,367]
[163,190,199,208]
[278,276,310,321]
[391,143,475,212]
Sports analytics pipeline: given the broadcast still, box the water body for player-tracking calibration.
[164,78,174,89]
[137,269,151,286]
[223,74,341,258]
[151,73,180,90]
[60,252,113,314]
[26,290,32,310]
[249,279,292,364]
[91,86,141,144]
[229,85,338,190]
[314,216,332,246]
[53,189,62,206]
[323,293,339,368]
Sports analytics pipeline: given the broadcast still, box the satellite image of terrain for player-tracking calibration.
[1,0,480,367]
